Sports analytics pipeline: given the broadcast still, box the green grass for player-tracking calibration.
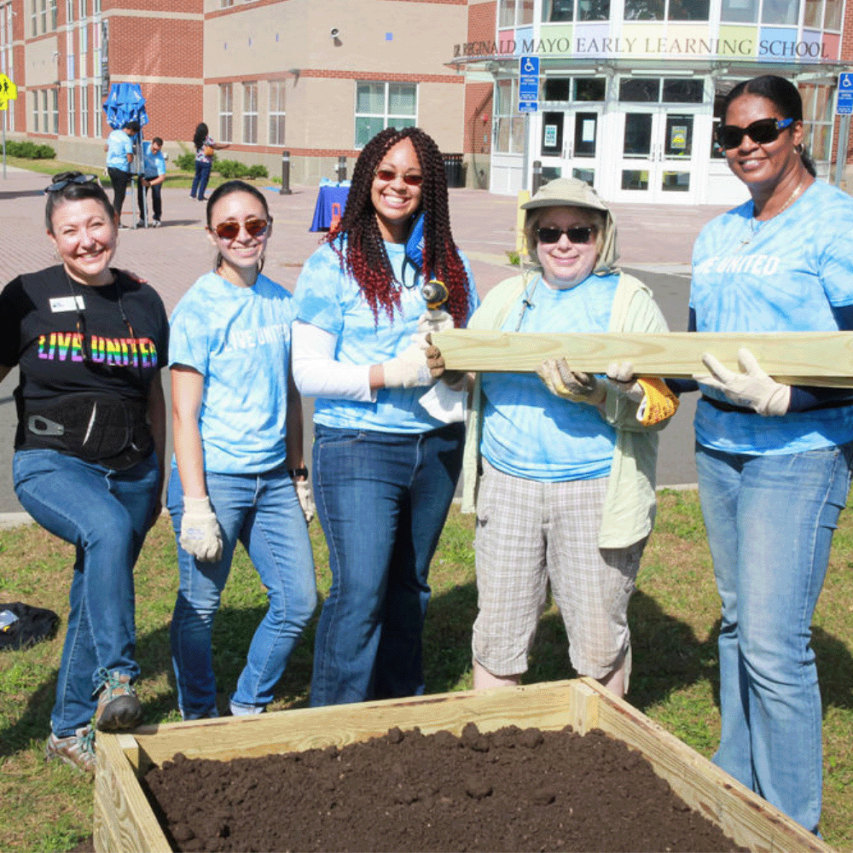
[1,489,851,851]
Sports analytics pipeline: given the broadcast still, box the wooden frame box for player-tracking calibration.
[93,678,833,853]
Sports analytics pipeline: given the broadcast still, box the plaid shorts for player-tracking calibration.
[472,459,645,683]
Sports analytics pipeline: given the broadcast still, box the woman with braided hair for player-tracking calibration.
[293,126,478,706]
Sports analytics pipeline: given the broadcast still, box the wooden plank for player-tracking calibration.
[433,329,853,387]
[94,679,831,853]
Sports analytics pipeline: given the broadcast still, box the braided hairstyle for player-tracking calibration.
[326,126,470,326]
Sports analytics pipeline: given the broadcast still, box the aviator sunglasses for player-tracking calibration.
[374,167,424,186]
[212,217,271,240]
[716,117,794,150]
[536,225,596,245]
[45,173,99,194]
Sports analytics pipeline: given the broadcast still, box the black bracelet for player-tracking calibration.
[288,467,309,479]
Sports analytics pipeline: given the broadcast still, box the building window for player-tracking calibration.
[67,85,75,135]
[221,0,234,6]
[494,79,525,154]
[243,82,257,144]
[39,0,47,32]
[50,0,57,28]
[78,0,85,17]
[31,91,38,132]
[543,0,609,21]
[269,80,286,146]
[801,82,832,162]
[94,81,102,135]
[543,77,607,102]
[624,0,709,20]
[721,0,757,22]
[80,84,88,136]
[762,0,799,24]
[30,0,36,36]
[79,16,87,59]
[499,0,534,27]
[66,0,72,23]
[219,83,233,142]
[92,0,99,12]
[354,82,416,148]
[620,77,704,104]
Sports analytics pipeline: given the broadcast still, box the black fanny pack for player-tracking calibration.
[23,395,153,470]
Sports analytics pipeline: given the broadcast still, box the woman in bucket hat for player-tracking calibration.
[430,177,677,697]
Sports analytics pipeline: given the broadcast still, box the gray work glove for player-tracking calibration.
[180,495,223,562]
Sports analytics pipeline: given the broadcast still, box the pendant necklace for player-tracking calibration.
[739,178,806,250]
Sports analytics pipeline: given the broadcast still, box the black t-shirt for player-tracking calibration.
[0,264,169,447]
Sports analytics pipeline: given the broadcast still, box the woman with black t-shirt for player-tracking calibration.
[0,172,169,774]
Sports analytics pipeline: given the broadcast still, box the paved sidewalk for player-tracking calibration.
[0,165,730,521]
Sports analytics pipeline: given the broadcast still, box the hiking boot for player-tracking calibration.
[95,669,142,732]
[46,725,96,774]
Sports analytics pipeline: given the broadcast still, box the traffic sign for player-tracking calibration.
[837,72,853,116]
[519,55,539,112]
[0,98,7,111]
[519,102,538,113]
[0,74,17,101]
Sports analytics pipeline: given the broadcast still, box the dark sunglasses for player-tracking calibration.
[213,217,271,240]
[716,117,794,150]
[44,173,99,194]
[374,167,424,186]
[536,225,596,245]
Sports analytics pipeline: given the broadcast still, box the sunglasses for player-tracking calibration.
[716,117,794,150]
[45,173,99,194]
[212,217,271,240]
[374,167,424,186]
[536,225,596,245]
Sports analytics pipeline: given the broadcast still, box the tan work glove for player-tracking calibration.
[293,477,315,524]
[180,495,223,562]
[536,358,605,405]
[695,348,790,416]
[383,342,433,389]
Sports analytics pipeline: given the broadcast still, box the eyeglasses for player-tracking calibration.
[374,167,424,186]
[716,117,794,150]
[536,225,596,245]
[44,173,99,194]
[212,217,271,240]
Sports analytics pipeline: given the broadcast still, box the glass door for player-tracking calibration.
[614,109,697,202]
[539,109,602,189]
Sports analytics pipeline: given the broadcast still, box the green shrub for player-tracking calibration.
[174,152,196,171]
[214,159,249,179]
[5,139,55,159]
[247,164,268,179]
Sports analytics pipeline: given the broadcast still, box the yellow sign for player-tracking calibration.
[0,74,18,101]
[0,98,7,111]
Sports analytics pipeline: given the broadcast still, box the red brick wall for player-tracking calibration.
[462,2,496,156]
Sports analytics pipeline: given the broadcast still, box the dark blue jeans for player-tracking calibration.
[191,160,212,200]
[310,423,464,706]
[13,449,158,737]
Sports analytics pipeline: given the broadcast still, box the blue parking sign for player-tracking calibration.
[519,55,539,111]
[837,72,853,116]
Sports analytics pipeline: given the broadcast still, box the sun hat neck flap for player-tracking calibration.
[521,177,619,275]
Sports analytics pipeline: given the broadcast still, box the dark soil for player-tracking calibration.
[142,723,747,852]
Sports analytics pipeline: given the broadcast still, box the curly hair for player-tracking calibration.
[325,126,470,326]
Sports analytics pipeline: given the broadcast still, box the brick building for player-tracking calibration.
[0,0,851,202]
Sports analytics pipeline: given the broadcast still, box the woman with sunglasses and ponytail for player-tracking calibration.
[167,180,316,720]
[685,75,853,834]
[292,126,478,706]
[429,177,677,699]
[0,172,169,773]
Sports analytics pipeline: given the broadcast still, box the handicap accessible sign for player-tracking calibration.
[837,72,853,116]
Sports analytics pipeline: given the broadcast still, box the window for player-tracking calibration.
[269,80,286,146]
[762,0,799,24]
[494,79,525,154]
[50,0,57,28]
[242,82,257,144]
[620,77,704,103]
[39,0,47,32]
[67,85,75,135]
[94,81,102,135]
[221,0,234,5]
[543,77,606,102]
[92,0,99,13]
[721,0,757,22]
[66,0,72,23]
[624,0,709,20]
[51,87,58,133]
[80,84,88,136]
[499,0,534,27]
[30,0,36,36]
[543,0,609,21]
[219,83,233,142]
[78,0,85,17]
[79,15,87,59]
[801,82,833,162]
[32,91,38,132]
[354,82,416,148]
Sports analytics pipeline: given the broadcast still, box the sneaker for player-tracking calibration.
[46,725,96,774]
[151,220,161,228]
[136,219,146,229]
[117,223,128,230]
[94,669,142,732]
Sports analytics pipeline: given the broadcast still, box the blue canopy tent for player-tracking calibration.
[102,83,149,227]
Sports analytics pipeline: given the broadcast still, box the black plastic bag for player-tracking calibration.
[0,602,60,651]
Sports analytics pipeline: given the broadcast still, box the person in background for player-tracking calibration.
[105,119,139,226]
[292,126,479,707]
[0,172,168,773]
[427,177,676,699]
[688,74,853,834]
[168,180,316,720]
[136,136,167,228]
[190,122,230,202]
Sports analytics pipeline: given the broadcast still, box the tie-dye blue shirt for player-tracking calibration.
[294,239,478,433]
[169,271,294,474]
[480,272,619,481]
[691,180,853,455]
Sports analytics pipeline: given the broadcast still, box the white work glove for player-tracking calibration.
[695,347,790,416]
[603,361,645,403]
[412,310,454,349]
[293,477,315,524]
[383,342,433,389]
[180,495,223,562]
[536,358,605,405]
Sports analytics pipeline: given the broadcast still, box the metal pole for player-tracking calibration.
[833,114,850,188]
[279,150,292,194]
[522,112,530,191]
[532,159,543,195]
[335,155,347,183]
[2,109,6,180]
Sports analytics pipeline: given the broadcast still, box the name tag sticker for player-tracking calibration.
[49,295,85,313]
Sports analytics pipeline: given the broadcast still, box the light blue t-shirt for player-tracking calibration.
[141,141,166,179]
[294,239,479,433]
[691,179,853,455]
[106,129,132,171]
[169,271,295,474]
[480,272,619,482]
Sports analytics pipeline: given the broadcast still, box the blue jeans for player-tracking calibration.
[190,160,211,200]
[310,423,464,707]
[696,441,853,834]
[167,465,316,719]
[13,448,159,738]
